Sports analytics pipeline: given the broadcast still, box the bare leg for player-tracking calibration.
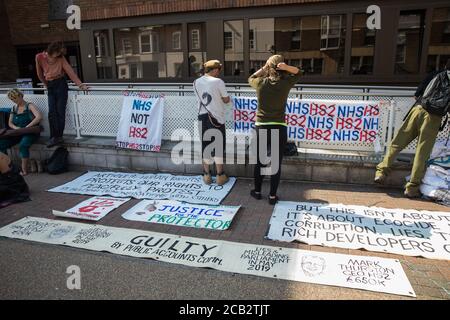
[21,158,28,176]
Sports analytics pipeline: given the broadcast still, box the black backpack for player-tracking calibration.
[421,71,450,117]
[45,147,69,174]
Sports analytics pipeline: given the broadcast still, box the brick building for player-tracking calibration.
[1,0,450,85]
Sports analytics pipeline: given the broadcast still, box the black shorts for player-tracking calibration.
[198,113,226,159]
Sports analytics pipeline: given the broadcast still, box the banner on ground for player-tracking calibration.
[52,196,130,221]
[48,171,236,205]
[233,97,382,144]
[116,92,164,152]
[267,201,450,260]
[122,200,240,230]
[0,217,416,297]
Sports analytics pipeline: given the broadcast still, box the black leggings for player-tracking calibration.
[254,125,287,196]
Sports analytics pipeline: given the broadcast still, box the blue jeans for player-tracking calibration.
[47,78,68,139]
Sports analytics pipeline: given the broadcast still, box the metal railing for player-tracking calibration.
[0,84,425,154]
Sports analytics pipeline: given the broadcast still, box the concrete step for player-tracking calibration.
[7,135,413,188]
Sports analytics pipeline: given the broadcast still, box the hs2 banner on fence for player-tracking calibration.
[233,97,382,144]
[267,201,450,260]
[122,200,240,230]
[0,217,416,297]
[48,171,236,205]
[116,92,164,152]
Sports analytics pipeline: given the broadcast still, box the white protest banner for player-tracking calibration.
[0,217,416,297]
[233,97,381,144]
[122,200,240,230]
[116,92,164,152]
[48,171,236,205]
[52,196,130,221]
[267,201,450,260]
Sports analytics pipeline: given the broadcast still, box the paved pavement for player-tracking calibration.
[0,170,449,300]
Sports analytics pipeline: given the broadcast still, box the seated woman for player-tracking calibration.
[0,89,42,175]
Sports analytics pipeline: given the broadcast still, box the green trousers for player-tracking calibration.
[376,105,442,192]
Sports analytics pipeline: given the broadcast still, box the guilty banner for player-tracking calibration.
[0,217,415,297]
[122,200,240,230]
[267,201,450,260]
[48,171,236,205]
[233,97,381,144]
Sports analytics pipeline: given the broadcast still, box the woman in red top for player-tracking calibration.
[35,41,88,147]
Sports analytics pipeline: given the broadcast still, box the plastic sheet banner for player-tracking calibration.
[122,200,240,230]
[267,201,450,260]
[0,217,416,297]
[116,93,164,152]
[48,171,236,205]
[52,196,131,221]
[233,97,381,144]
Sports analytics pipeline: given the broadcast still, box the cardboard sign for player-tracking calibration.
[52,196,130,221]
[122,200,240,230]
[267,201,450,260]
[48,171,236,205]
[116,93,164,152]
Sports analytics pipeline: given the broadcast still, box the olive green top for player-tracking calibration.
[248,72,301,124]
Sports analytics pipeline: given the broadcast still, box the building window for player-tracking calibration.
[224,31,233,49]
[249,29,256,50]
[95,31,109,58]
[122,38,133,55]
[395,10,425,74]
[224,20,244,77]
[320,15,342,50]
[427,7,450,72]
[350,13,376,75]
[94,30,113,79]
[249,15,345,76]
[139,33,158,53]
[189,23,206,77]
[191,29,201,50]
[172,31,181,50]
[114,24,183,79]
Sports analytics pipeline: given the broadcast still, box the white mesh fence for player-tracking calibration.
[0,87,419,154]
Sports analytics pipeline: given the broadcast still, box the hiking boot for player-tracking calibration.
[203,172,212,185]
[374,173,386,185]
[404,189,421,199]
[216,173,229,186]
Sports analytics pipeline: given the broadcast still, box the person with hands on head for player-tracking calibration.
[248,55,301,205]
[0,89,42,176]
[35,41,89,148]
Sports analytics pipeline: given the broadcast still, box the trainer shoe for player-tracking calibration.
[374,173,386,185]
[216,173,229,186]
[203,173,212,185]
[404,189,421,199]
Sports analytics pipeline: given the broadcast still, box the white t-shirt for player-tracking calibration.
[194,75,229,124]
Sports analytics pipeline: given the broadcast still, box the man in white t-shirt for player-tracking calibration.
[193,60,231,186]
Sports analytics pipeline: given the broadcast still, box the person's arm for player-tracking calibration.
[35,55,48,88]
[219,80,230,104]
[25,104,43,128]
[62,57,89,90]
[277,62,301,85]
[248,68,266,89]
[8,111,19,130]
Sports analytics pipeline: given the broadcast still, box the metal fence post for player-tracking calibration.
[73,92,82,139]
[386,99,396,149]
